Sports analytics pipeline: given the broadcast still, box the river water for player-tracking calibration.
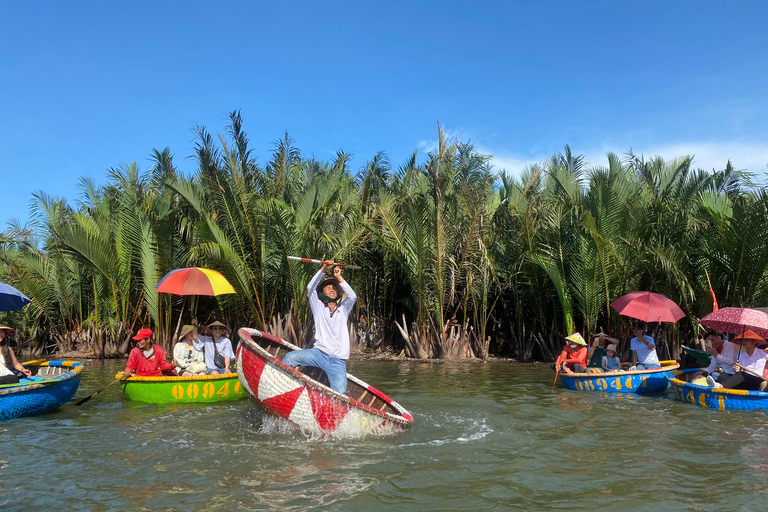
[2,359,767,511]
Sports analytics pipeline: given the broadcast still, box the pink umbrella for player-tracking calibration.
[609,291,686,323]
[699,307,768,339]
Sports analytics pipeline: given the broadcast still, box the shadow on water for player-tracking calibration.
[2,359,768,510]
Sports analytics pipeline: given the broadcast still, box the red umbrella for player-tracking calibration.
[699,307,768,339]
[609,291,686,323]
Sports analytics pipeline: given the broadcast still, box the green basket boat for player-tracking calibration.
[117,372,246,403]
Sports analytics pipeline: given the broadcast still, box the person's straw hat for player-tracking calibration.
[565,333,587,346]
[0,325,16,335]
[205,321,231,336]
[179,325,195,339]
[606,343,618,353]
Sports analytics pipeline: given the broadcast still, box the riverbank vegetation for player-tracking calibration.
[2,112,767,360]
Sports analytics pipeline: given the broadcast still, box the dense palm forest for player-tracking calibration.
[1,111,767,361]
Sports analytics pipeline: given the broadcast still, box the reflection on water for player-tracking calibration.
[2,359,768,510]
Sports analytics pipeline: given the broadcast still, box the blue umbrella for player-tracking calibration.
[0,282,31,312]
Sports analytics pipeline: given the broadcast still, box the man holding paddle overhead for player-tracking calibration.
[282,261,357,394]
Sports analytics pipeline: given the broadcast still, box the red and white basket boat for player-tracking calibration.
[236,327,414,436]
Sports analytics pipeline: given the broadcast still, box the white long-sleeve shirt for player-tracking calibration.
[705,341,740,375]
[308,270,357,359]
[737,348,768,375]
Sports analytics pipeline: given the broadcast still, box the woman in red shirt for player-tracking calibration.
[123,328,176,377]
[553,333,588,374]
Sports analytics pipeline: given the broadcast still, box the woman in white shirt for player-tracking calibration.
[173,325,206,376]
[0,325,31,385]
[719,330,768,391]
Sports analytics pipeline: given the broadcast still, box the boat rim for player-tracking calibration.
[116,372,240,382]
[559,361,680,379]
[0,360,83,395]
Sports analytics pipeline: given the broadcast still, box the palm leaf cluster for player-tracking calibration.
[2,112,767,360]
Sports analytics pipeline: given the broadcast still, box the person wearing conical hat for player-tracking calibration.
[627,321,661,371]
[173,325,206,376]
[0,325,31,385]
[191,319,235,375]
[718,330,768,391]
[553,333,588,374]
[281,261,358,394]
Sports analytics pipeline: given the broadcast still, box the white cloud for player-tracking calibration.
[479,142,768,178]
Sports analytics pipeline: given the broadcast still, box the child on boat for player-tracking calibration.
[123,328,176,377]
[553,333,588,374]
[173,325,206,376]
[587,332,620,371]
[0,325,31,384]
[601,344,622,372]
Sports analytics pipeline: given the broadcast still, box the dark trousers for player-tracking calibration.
[719,371,764,391]
[551,362,585,373]
[0,374,20,385]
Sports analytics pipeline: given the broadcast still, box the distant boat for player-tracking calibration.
[117,372,246,403]
[558,361,680,394]
[236,327,413,436]
[0,360,83,420]
[668,370,768,411]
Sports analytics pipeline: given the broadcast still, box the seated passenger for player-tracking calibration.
[602,344,622,372]
[123,328,176,378]
[587,332,619,371]
[701,330,739,383]
[0,325,31,385]
[173,325,206,376]
[718,330,768,392]
[192,320,235,375]
[553,333,588,374]
[628,321,661,371]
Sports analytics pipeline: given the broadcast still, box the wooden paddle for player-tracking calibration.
[75,374,130,406]
[733,363,768,383]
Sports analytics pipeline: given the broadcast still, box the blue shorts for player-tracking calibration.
[281,347,348,394]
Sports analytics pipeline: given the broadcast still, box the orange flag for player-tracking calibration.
[706,270,718,312]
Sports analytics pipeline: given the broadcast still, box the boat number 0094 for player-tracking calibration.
[171,381,241,400]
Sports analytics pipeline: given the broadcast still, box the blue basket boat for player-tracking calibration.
[558,361,680,393]
[668,370,768,411]
[0,360,83,420]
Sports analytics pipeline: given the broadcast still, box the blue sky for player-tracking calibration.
[1,1,767,227]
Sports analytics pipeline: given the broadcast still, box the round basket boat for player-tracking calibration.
[558,361,680,393]
[0,360,83,421]
[668,370,768,411]
[117,372,246,403]
[236,327,414,436]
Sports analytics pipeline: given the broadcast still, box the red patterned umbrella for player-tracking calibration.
[699,307,768,339]
[609,291,686,323]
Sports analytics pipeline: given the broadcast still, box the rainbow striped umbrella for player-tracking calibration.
[156,268,236,296]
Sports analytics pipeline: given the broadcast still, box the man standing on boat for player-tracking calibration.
[282,262,357,395]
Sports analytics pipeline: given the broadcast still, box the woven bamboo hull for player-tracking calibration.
[237,327,413,436]
[669,370,768,411]
[559,362,680,393]
[0,360,83,421]
[118,373,246,403]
